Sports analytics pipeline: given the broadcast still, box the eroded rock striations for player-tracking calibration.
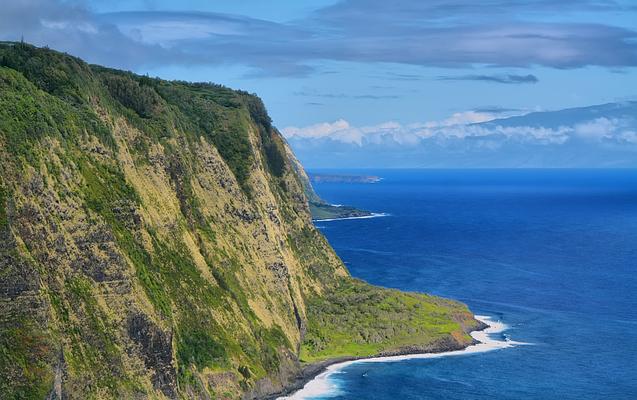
[0,43,482,399]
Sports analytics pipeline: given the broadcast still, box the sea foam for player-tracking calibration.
[314,213,389,222]
[279,315,526,400]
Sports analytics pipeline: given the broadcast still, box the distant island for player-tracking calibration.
[309,173,382,184]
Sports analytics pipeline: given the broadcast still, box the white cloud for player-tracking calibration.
[282,112,500,146]
[430,111,496,127]
[41,19,98,34]
[282,119,360,142]
[618,130,637,144]
[113,17,245,44]
[574,117,623,140]
[283,113,636,148]
[284,103,637,168]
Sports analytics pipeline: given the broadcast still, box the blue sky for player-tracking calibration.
[2,0,637,167]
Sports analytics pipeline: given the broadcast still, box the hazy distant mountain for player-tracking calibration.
[284,102,637,168]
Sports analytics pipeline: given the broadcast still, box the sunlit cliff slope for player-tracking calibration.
[0,43,482,399]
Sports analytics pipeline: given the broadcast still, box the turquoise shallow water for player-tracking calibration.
[309,169,637,400]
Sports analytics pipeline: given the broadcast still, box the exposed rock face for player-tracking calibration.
[127,313,177,398]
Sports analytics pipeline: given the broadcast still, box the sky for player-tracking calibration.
[2,0,637,167]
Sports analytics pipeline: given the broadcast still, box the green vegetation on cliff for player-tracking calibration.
[302,279,480,362]
[308,203,373,220]
[0,43,481,400]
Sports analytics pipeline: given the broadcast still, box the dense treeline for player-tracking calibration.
[0,42,287,194]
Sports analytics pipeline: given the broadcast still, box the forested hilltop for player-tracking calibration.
[0,43,482,399]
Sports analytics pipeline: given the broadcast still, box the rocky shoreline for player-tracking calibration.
[260,319,489,400]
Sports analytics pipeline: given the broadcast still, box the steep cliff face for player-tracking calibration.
[0,43,480,400]
[285,150,372,221]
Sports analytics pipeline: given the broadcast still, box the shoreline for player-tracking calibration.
[270,315,523,400]
[313,212,389,222]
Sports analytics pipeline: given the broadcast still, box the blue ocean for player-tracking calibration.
[309,169,637,400]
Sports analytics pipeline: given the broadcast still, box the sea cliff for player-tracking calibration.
[0,43,482,399]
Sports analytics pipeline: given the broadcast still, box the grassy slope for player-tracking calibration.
[0,43,481,399]
[308,203,372,220]
[302,279,480,362]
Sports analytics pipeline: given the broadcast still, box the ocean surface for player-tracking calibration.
[307,169,637,400]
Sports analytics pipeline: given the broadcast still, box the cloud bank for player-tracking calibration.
[1,0,637,75]
[283,102,637,168]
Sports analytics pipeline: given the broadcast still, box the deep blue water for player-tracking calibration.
[310,169,637,400]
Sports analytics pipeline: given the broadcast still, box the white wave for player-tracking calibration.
[278,315,527,400]
[314,213,389,222]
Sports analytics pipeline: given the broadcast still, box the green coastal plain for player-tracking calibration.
[0,42,482,399]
